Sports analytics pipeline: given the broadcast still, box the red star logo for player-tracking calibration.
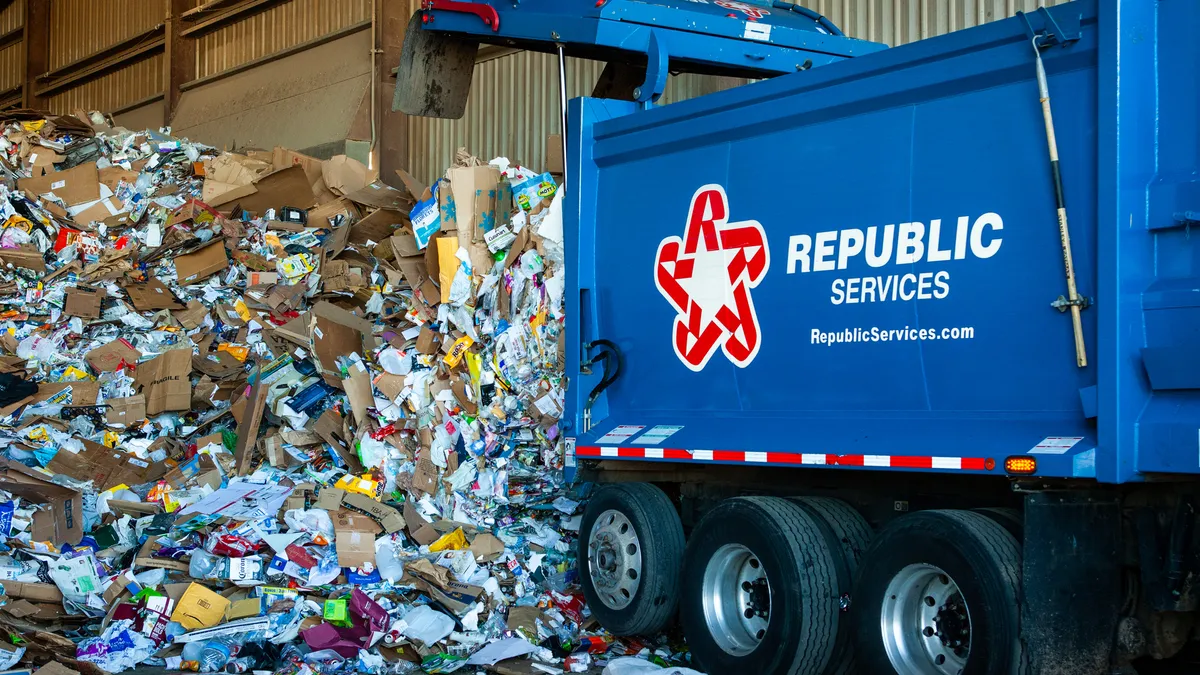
[654,185,770,371]
[715,0,770,20]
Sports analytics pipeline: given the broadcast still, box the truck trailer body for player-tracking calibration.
[399,0,1200,673]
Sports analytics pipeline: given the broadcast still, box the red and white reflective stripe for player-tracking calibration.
[575,446,989,471]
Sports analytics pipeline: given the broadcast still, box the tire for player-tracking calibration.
[794,497,873,675]
[578,483,683,636]
[681,497,841,675]
[973,507,1024,542]
[852,509,1026,675]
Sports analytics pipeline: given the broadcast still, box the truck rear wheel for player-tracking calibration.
[578,483,683,635]
[681,497,842,675]
[851,509,1025,675]
[794,497,873,675]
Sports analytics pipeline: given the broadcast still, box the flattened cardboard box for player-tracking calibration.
[212,165,316,215]
[136,349,192,416]
[136,536,191,572]
[18,161,100,206]
[0,245,46,273]
[341,492,404,534]
[0,381,101,418]
[3,581,62,603]
[86,337,141,372]
[63,286,105,318]
[175,238,229,284]
[124,277,185,311]
[310,302,376,388]
[0,459,83,545]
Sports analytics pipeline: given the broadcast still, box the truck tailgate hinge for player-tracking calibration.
[1017,6,1081,49]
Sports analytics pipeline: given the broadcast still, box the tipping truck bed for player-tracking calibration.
[564,0,1200,485]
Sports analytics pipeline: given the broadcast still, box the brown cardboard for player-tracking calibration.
[175,239,229,284]
[349,207,404,245]
[468,533,505,562]
[225,597,264,621]
[403,504,439,546]
[203,180,255,206]
[310,301,376,388]
[334,510,379,570]
[212,166,316,215]
[98,166,138,192]
[395,168,431,203]
[18,161,100,206]
[44,440,118,489]
[63,286,105,318]
[345,181,411,210]
[374,231,420,262]
[135,349,193,416]
[3,598,39,619]
[415,327,440,355]
[333,508,382,535]
[173,300,210,330]
[124,277,185,311]
[105,395,146,427]
[135,537,191,573]
[394,255,440,303]
[342,360,372,424]
[233,363,268,475]
[341,492,404,534]
[314,487,346,511]
[3,581,62,603]
[0,381,100,418]
[322,155,372,196]
[313,410,361,473]
[546,134,565,175]
[31,662,78,675]
[0,459,83,545]
[335,530,376,570]
[72,196,128,227]
[447,165,502,240]
[412,454,439,495]
[107,499,160,516]
[272,146,337,204]
[85,338,140,373]
[0,245,46,273]
[307,197,359,229]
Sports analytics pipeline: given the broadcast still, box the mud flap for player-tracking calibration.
[1022,491,1120,675]
[392,12,478,119]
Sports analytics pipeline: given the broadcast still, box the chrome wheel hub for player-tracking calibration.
[702,543,770,656]
[587,509,642,610]
[881,563,972,675]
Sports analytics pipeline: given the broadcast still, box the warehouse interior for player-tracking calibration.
[0,0,1069,185]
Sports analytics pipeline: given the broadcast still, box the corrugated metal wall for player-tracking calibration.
[46,53,164,116]
[799,0,1071,46]
[407,0,1071,182]
[48,0,168,70]
[0,2,24,95]
[195,0,370,79]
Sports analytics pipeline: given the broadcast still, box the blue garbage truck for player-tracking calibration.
[397,0,1199,672]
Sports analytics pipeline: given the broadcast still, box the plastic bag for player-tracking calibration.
[399,605,455,647]
[601,658,705,675]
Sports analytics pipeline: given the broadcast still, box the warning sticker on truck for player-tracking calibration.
[743,23,772,41]
[595,425,644,444]
[635,425,684,445]
[1028,437,1084,455]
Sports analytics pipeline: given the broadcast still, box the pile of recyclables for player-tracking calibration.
[0,109,695,675]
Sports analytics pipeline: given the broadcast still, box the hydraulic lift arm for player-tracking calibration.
[394,0,886,119]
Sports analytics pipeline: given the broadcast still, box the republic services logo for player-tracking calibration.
[654,185,770,371]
